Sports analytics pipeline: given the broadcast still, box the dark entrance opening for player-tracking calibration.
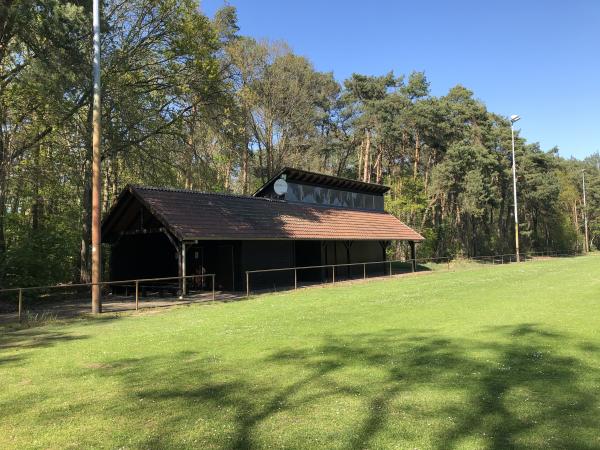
[294,240,322,282]
[185,245,209,290]
[110,233,177,281]
[216,244,235,291]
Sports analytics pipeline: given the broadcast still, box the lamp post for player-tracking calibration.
[582,169,589,253]
[510,114,521,262]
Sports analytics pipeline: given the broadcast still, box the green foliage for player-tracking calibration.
[0,3,597,287]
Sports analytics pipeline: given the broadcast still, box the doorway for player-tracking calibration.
[216,245,235,290]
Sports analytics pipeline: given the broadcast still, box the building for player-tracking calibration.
[101,167,424,291]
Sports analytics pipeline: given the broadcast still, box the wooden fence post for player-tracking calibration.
[135,280,139,311]
[246,272,250,298]
[18,289,23,322]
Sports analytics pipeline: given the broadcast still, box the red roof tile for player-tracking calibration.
[104,186,424,242]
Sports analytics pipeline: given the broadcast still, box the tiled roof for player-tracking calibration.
[104,185,424,242]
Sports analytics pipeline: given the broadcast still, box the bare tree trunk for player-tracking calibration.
[0,160,8,260]
[224,157,232,191]
[363,129,371,182]
[111,152,119,205]
[103,154,111,213]
[357,138,363,180]
[32,143,43,230]
[184,106,196,190]
[80,172,92,284]
[242,145,249,195]
[266,119,274,178]
[374,144,382,184]
[184,131,194,190]
[413,129,420,180]
[80,104,93,283]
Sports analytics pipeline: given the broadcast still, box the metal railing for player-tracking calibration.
[0,249,590,322]
[0,273,215,322]
[244,250,586,297]
[245,257,449,297]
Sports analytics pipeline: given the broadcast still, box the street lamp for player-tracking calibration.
[510,114,521,262]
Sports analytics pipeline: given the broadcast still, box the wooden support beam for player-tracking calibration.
[181,242,187,296]
[118,227,166,237]
[409,241,416,272]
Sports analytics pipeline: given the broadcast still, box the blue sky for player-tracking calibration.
[201,0,599,159]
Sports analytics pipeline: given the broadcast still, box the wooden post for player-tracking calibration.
[409,241,417,272]
[135,280,139,311]
[181,242,187,296]
[332,266,335,284]
[212,274,215,302]
[246,272,250,298]
[389,261,392,277]
[91,0,102,314]
[294,268,297,290]
[447,258,450,271]
[18,289,23,322]
[363,263,366,279]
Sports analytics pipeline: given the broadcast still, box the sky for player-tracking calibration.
[200,0,599,160]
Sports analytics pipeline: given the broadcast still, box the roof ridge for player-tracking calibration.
[130,185,282,203]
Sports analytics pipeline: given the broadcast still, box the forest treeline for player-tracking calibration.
[1,1,598,288]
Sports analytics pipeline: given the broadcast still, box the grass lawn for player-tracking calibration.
[2,256,600,449]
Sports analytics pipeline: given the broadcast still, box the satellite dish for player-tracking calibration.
[273,178,288,196]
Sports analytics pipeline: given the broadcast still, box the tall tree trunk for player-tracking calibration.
[357,138,363,180]
[242,145,249,195]
[32,143,43,230]
[184,107,196,190]
[80,105,93,283]
[80,172,92,283]
[223,157,232,190]
[362,129,371,182]
[374,144,382,184]
[413,129,420,180]
[184,131,194,189]
[0,160,8,262]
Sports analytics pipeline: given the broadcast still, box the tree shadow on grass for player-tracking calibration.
[0,328,88,354]
[62,324,600,449]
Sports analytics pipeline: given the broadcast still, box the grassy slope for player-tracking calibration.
[2,257,600,449]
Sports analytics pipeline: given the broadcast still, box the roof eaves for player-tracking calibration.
[128,186,185,241]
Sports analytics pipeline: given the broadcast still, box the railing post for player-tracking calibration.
[212,274,215,302]
[135,280,139,311]
[363,263,366,279]
[18,289,23,322]
[332,266,335,284]
[294,268,297,290]
[246,272,250,298]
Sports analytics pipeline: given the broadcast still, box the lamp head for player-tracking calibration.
[510,114,521,123]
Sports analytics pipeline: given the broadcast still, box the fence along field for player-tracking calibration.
[0,250,581,324]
